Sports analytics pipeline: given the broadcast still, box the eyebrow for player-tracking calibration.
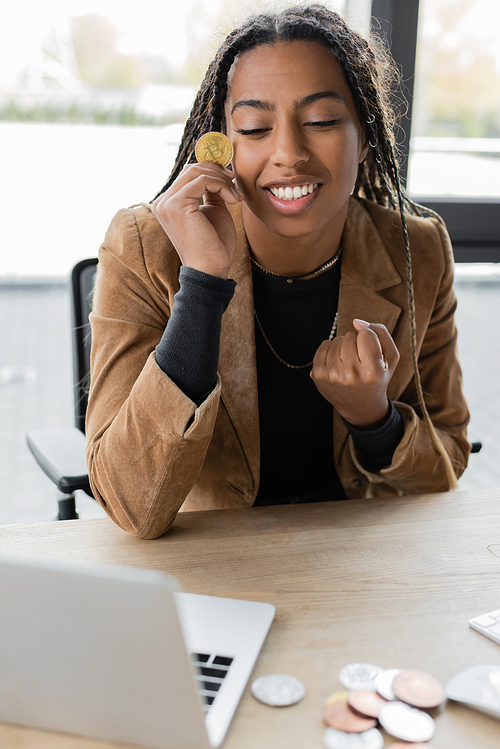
[230,90,345,115]
[299,91,346,108]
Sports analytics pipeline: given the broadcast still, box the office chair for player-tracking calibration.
[26,256,482,520]
[26,258,98,520]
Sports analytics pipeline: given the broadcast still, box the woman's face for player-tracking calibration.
[225,40,368,241]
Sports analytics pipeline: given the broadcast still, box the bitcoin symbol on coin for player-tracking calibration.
[195,132,234,167]
[203,141,224,161]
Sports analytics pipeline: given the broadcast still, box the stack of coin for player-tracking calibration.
[322,662,444,748]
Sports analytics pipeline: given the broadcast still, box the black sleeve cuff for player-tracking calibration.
[155,266,236,405]
[178,265,236,299]
[342,399,404,471]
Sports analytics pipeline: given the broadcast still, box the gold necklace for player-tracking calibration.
[254,311,338,370]
[250,245,342,283]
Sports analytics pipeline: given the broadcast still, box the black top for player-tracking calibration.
[252,261,343,502]
[155,265,404,505]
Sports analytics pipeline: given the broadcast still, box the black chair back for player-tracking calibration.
[70,258,98,433]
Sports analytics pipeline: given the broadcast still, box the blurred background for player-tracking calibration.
[1,0,499,523]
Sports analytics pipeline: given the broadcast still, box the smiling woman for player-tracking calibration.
[85,4,470,539]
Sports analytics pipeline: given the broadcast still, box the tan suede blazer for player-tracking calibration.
[86,197,470,539]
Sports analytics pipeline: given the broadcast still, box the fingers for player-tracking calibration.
[311,320,400,387]
[152,164,243,221]
[353,319,400,371]
[312,339,334,372]
[149,162,244,279]
[337,331,359,364]
[314,331,367,372]
[164,174,240,212]
[174,163,243,203]
[310,322,397,427]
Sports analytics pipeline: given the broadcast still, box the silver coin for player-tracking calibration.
[375,668,401,701]
[338,663,383,691]
[251,673,305,706]
[378,700,435,742]
[323,727,384,749]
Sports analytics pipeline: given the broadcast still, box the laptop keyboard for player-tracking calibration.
[469,608,500,644]
[190,653,234,711]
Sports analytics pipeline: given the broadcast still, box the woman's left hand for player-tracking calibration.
[310,319,400,429]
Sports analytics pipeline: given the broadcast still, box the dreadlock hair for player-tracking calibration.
[154,4,459,491]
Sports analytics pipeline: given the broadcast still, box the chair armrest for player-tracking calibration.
[26,427,90,495]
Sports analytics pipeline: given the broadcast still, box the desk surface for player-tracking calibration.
[1,488,500,749]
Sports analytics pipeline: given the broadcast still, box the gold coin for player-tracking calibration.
[195,132,233,167]
[325,691,349,706]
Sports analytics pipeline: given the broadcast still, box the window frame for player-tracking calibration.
[371,0,500,261]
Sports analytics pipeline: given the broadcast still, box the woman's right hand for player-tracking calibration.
[151,162,244,279]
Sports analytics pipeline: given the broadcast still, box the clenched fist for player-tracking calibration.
[311,318,400,429]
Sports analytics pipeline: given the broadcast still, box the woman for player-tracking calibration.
[86,5,470,539]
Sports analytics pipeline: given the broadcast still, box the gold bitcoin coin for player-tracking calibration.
[195,132,233,167]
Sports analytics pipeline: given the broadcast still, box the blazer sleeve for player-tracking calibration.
[349,216,471,494]
[86,207,222,539]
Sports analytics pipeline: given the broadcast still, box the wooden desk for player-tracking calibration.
[1,488,500,749]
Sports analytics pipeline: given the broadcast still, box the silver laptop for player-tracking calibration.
[0,556,275,748]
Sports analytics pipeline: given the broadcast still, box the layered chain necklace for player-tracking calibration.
[250,244,342,283]
[251,247,342,370]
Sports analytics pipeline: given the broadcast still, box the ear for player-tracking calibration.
[358,139,369,164]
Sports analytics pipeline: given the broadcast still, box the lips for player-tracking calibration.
[264,183,321,215]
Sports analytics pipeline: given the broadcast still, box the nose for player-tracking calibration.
[272,122,309,169]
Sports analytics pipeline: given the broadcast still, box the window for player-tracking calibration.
[409,0,500,198]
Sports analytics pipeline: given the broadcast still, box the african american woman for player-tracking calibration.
[86,5,470,538]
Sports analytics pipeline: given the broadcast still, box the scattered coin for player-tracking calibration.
[324,696,377,733]
[348,689,388,718]
[251,673,305,706]
[378,701,435,742]
[374,668,401,701]
[393,669,444,709]
[323,726,384,749]
[339,663,383,691]
[326,691,350,705]
[195,131,233,166]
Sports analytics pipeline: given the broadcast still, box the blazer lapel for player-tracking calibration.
[218,205,260,494]
[338,197,403,337]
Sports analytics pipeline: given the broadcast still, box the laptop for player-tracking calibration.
[0,555,275,748]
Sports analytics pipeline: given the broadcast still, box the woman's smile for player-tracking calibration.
[265,180,321,215]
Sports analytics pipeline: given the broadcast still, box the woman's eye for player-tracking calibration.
[306,119,341,128]
[235,128,270,136]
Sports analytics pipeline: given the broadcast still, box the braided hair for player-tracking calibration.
[154,4,459,490]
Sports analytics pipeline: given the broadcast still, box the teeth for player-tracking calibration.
[269,184,318,200]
